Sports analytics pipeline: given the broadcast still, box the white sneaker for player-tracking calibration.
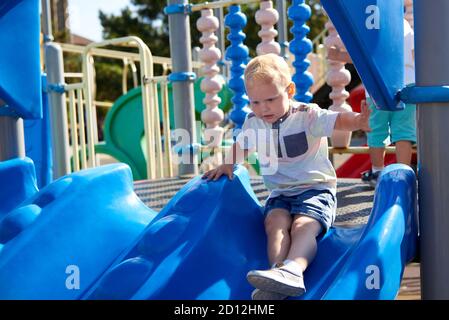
[251,288,288,300]
[247,265,306,297]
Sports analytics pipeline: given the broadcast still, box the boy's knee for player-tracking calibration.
[264,209,291,233]
[290,216,322,237]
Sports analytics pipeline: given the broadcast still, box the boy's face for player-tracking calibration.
[246,80,294,124]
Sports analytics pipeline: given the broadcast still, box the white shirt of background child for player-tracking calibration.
[366,18,415,98]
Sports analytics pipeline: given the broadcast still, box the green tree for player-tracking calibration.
[99,0,327,59]
[93,0,328,97]
[307,0,327,40]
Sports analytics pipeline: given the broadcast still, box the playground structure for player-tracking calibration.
[4,1,328,182]
[37,6,364,182]
[1,0,448,300]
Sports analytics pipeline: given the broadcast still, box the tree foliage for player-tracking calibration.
[92,0,327,105]
[99,0,327,58]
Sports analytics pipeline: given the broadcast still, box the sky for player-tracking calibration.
[68,0,133,42]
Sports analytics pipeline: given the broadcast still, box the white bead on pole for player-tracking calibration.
[324,19,352,148]
[197,9,224,149]
[255,1,281,55]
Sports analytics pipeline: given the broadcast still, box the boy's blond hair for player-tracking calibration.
[244,53,292,89]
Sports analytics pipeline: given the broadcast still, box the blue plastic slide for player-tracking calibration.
[0,157,38,218]
[83,166,267,299]
[0,159,417,299]
[0,158,156,299]
[84,164,418,300]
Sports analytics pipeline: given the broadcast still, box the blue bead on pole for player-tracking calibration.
[288,0,314,103]
[224,5,250,132]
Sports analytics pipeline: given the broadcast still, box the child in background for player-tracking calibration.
[361,18,416,187]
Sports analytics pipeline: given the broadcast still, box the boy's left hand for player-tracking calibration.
[358,100,372,132]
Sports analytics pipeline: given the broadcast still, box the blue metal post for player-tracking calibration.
[288,0,314,103]
[44,44,70,178]
[276,0,289,58]
[41,0,70,178]
[167,0,198,175]
[224,5,250,133]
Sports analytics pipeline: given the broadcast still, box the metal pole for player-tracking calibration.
[214,2,227,77]
[276,0,288,57]
[415,0,449,299]
[45,43,71,178]
[41,0,54,42]
[0,116,25,161]
[167,0,198,175]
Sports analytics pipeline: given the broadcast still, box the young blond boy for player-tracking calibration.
[203,53,371,300]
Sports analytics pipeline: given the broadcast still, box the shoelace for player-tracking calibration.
[272,265,303,279]
[273,262,284,268]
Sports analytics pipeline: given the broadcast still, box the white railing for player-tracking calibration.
[148,76,173,178]
[60,37,177,179]
[58,42,203,71]
[65,83,88,171]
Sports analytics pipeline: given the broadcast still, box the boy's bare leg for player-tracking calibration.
[369,147,386,168]
[264,209,292,266]
[248,213,315,298]
[395,140,412,166]
[286,215,323,272]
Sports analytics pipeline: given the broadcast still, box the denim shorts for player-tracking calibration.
[264,189,337,235]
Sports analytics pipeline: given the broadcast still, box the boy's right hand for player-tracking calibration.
[202,164,235,181]
[358,99,372,132]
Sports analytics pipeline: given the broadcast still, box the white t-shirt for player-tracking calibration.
[403,19,415,85]
[366,18,415,98]
[236,102,339,199]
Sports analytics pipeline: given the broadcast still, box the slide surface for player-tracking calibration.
[0,159,156,299]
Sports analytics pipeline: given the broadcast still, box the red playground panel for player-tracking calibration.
[348,84,366,113]
[336,153,396,178]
